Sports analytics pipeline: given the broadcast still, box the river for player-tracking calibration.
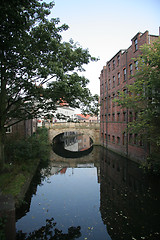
[16,133,160,240]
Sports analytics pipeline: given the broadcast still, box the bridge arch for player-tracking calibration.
[47,122,100,145]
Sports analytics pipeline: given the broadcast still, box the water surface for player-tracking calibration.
[16,146,160,240]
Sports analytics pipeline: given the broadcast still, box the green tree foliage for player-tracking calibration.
[116,38,160,170]
[0,0,99,167]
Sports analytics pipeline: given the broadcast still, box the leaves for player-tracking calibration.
[0,1,99,144]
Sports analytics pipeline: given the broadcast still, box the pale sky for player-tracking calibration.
[48,0,160,95]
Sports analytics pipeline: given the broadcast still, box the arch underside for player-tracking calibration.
[49,128,95,144]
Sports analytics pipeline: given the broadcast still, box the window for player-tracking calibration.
[134,38,138,51]
[139,135,144,146]
[113,76,115,88]
[112,113,115,121]
[113,60,115,69]
[129,133,133,144]
[117,55,120,66]
[108,64,110,72]
[123,68,126,81]
[108,79,111,89]
[117,72,120,85]
[134,134,138,145]
[105,133,107,141]
[108,134,110,141]
[129,111,133,122]
[129,64,133,76]
[108,95,111,108]
[108,113,111,121]
[117,136,120,144]
[112,135,115,143]
[123,112,127,122]
[117,112,120,121]
[112,93,115,107]
[123,132,126,145]
[135,61,138,71]
[6,126,12,133]
[123,88,127,95]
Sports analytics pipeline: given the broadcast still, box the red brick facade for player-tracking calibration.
[100,30,159,162]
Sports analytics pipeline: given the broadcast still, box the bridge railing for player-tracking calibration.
[45,122,100,130]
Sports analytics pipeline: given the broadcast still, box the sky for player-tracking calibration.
[48,0,160,96]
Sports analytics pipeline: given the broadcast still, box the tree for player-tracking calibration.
[0,0,98,168]
[116,38,160,171]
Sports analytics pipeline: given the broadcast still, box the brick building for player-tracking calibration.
[6,119,37,139]
[100,30,159,162]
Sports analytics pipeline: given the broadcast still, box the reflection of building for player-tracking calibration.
[100,30,159,162]
[77,134,91,151]
[62,132,79,151]
[99,150,160,240]
[62,132,92,152]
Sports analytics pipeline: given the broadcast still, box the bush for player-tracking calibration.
[5,127,50,164]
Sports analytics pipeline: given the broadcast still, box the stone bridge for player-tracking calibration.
[46,122,100,145]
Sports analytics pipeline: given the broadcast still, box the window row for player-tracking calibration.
[108,55,120,71]
[107,37,138,73]
[107,133,143,147]
[107,61,138,89]
[101,111,137,122]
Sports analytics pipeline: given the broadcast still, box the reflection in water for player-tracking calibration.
[17,218,81,240]
[62,132,93,152]
[100,149,160,240]
[15,146,160,240]
[52,132,93,158]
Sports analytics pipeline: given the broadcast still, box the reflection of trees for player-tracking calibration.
[16,218,81,240]
[16,161,52,221]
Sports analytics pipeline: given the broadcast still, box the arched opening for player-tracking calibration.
[52,131,93,158]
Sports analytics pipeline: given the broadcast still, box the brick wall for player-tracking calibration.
[6,119,37,140]
[100,30,159,162]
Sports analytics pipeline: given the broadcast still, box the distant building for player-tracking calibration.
[37,101,77,126]
[99,30,159,162]
[76,114,98,122]
[52,104,77,123]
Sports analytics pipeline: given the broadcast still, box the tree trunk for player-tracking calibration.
[0,129,5,170]
[0,50,7,170]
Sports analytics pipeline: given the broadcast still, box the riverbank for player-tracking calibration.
[0,127,50,239]
[0,158,40,206]
[0,127,50,206]
[0,159,41,240]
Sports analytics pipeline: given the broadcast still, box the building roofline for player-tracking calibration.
[103,30,159,69]
[131,31,143,41]
[106,49,126,65]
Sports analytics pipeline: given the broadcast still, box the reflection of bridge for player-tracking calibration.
[47,122,100,145]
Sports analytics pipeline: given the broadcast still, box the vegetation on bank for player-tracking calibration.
[114,38,160,175]
[0,127,50,203]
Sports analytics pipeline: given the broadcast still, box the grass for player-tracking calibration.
[0,159,40,201]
